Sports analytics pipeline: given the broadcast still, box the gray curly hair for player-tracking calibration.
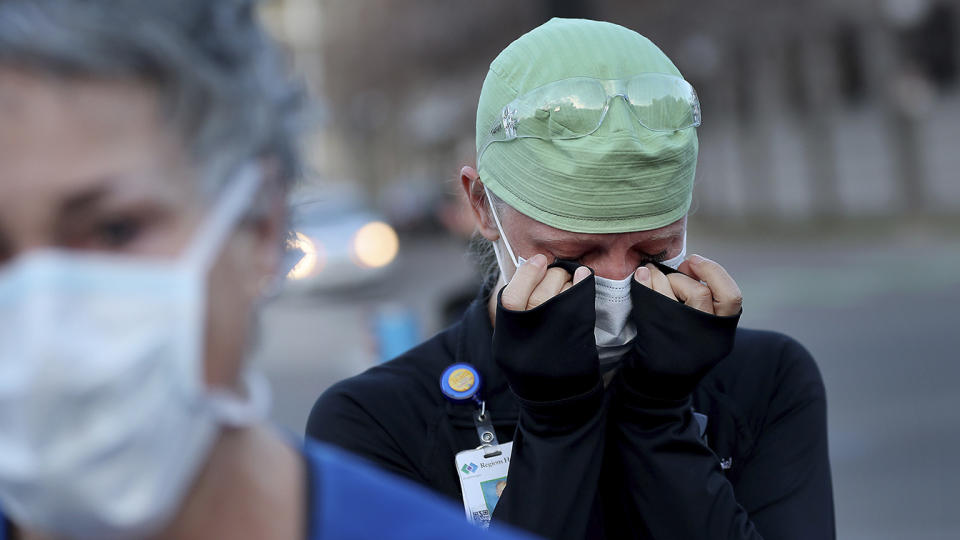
[0,0,309,196]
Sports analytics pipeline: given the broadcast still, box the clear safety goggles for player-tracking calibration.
[477,73,701,161]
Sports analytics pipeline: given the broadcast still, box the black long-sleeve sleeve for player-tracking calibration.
[306,376,430,485]
[493,383,608,538]
[605,278,834,539]
[490,268,608,539]
[609,380,763,539]
[715,336,835,539]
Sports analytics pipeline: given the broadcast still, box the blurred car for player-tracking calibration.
[284,185,399,291]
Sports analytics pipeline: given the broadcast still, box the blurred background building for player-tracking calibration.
[258,2,959,539]
[265,0,960,226]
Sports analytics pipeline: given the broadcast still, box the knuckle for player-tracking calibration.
[718,285,743,305]
[513,265,533,280]
[692,285,713,302]
[501,291,522,310]
[700,257,721,270]
[699,260,726,278]
[527,292,552,307]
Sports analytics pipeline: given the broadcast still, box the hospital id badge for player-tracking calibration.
[454,441,513,528]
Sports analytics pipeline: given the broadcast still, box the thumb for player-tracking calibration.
[634,266,652,288]
[573,265,591,285]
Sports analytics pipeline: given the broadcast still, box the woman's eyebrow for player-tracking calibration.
[58,176,169,220]
[643,229,682,242]
[58,179,117,218]
[537,238,593,251]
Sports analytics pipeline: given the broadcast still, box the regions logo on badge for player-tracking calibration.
[461,462,479,475]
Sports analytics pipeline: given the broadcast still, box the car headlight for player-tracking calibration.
[352,221,399,269]
[287,232,324,280]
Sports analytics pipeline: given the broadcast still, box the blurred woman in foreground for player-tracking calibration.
[0,1,531,539]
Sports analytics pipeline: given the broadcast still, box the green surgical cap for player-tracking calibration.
[476,18,698,233]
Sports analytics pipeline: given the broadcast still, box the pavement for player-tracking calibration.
[254,219,960,540]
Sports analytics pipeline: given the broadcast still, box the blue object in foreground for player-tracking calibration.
[0,440,536,540]
[306,440,536,539]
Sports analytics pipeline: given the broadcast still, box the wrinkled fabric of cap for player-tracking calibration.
[476,18,698,233]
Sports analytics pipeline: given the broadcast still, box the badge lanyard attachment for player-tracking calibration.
[440,363,501,456]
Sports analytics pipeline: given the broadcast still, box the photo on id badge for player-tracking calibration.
[481,477,508,513]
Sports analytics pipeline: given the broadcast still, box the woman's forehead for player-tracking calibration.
[0,69,196,204]
[504,203,685,246]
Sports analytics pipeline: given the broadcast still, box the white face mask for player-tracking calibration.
[0,164,272,540]
[486,187,686,363]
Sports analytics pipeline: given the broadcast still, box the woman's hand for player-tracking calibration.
[633,255,742,316]
[623,254,742,401]
[501,254,592,311]
[493,254,599,402]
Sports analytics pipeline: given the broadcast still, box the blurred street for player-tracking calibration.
[257,220,960,540]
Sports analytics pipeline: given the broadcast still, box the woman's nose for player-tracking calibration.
[589,256,637,281]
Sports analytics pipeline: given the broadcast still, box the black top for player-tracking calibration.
[307,265,835,539]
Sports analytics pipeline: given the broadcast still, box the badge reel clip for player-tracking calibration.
[443,363,514,527]
[440,363,501,457]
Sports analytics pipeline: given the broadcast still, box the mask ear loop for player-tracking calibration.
[484,185,520,282]
[206,369,272,427]
[181,163,263,272]
[178,163,271,422]
[662,231,688,270]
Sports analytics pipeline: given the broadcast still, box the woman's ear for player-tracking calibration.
[460,166,499,241]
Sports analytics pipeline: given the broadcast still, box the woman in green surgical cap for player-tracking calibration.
[309,18,835,540]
